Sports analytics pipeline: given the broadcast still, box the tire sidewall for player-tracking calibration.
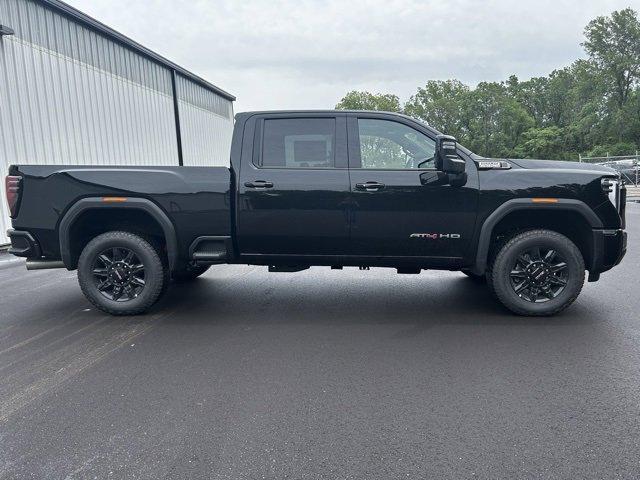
[78,232,164,315]
[492,231,584,316]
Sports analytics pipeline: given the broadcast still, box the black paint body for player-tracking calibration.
[7,111,627,278]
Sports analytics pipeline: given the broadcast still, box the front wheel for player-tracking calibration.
[78,231,167,315]
[488,229,585,316]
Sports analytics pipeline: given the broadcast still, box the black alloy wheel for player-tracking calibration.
[509,247,568,303]
[92,247,146,301]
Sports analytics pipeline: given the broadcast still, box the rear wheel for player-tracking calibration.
[78,231,167,315]
[488,229,585,316]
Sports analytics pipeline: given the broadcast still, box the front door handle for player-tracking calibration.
[244,180,274,189]
[355,181,385,191]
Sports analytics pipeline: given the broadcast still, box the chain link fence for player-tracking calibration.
[579,153,640,201]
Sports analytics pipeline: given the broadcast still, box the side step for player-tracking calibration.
[396,267,421,274]
[189,236,233,264]
[268,265,310,273]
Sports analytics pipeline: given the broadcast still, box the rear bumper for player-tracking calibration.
[589,228,626,278]
[6,229,41,258]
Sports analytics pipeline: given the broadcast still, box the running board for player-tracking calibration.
[189,236,233,264]
[268,265,309,272]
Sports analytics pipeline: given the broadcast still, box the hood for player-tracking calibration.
[504,158,616,175]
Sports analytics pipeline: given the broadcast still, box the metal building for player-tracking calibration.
[0,0,235,243]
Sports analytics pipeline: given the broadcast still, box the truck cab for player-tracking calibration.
[234,111,477,268]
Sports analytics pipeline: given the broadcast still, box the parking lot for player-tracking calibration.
[0,204,638,479]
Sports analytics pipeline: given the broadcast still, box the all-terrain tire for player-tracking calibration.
[488,229,585,316]
[171,264,210,282]
[78,231,167,315]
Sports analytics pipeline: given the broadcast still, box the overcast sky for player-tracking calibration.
[65,0,637,112]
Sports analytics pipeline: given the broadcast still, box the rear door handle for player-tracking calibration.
[355,181,385,191]
[244,180,274,189]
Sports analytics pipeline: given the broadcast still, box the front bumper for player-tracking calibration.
[589,228,626,280]
[7,229,41,258]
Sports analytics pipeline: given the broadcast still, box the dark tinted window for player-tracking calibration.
[261,118,336,168]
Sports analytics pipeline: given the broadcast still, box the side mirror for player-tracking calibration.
[420,169,468,187]
[420,171,449,186]
[435,135,466,174]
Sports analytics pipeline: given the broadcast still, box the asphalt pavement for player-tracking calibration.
[1,205,639,479]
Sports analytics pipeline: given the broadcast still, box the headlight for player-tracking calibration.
[602,177,620,210]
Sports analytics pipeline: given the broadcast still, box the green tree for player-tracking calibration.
[403,80,470,139]
[335,91,402,112]
[514,126,566,159]
[464,82,534,157]
[333,8,640,160]
[562,60,607,151]
[583,8,640,108]
[507,75,549,127]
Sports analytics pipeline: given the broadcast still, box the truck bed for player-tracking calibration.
[9,165,232,262]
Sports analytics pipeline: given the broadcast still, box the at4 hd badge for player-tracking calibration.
[410,233,461,239]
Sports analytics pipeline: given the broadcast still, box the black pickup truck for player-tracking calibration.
[5,111,627,316]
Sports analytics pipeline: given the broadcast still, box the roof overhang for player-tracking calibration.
[38,0,235,101]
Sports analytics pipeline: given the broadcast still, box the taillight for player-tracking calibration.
[5,175,22,218]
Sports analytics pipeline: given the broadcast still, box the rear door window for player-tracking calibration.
[260,118,336,168]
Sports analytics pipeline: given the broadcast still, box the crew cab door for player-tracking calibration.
[347,114,478,261]
[237,113,350,256]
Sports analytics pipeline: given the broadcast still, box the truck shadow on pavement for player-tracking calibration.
[153,269,598,328]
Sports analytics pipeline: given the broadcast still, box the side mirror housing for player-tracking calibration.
[420,171,449,186]
[435,135,466,174]
[421,170,468,187]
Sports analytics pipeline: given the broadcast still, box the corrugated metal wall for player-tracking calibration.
[176,74,234,167]
[0,0,234,243]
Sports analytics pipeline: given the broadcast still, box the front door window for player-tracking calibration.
[358,119,436,170]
